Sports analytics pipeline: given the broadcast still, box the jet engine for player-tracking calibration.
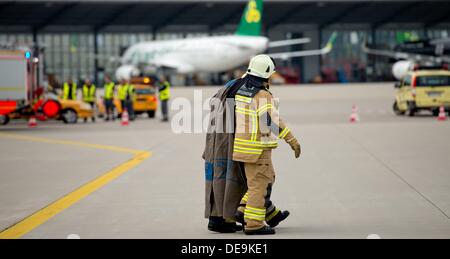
[392,60,414,80]
[115,65,140,81]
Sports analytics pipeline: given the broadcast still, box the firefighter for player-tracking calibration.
[232,55,301,235]
[158,76,171,122]
[103,75,115,121]
[63,78,77,100]
[82,78,96,122]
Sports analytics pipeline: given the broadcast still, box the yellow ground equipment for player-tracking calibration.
[58,99,94,124]
[393,66,450,116]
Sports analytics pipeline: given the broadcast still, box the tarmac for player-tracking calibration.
[1,83,450,239]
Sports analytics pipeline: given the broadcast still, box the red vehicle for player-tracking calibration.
[0,49,61,125]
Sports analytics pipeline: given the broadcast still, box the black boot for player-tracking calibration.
[267,210,290,228]
[208,217,242,233]
[244,226,275,235]
[235,210,245,225]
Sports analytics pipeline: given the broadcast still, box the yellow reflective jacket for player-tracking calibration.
[118,84,127,101]
[159,81,171,101]
[63,82,77,100]
[118,83,134,101]
[233,83,293,163]
[82,84,96,102]
[104,82,115,100]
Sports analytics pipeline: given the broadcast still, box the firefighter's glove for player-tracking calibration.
[286,137,301,158]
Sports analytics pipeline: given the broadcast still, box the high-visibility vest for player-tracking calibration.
[63,83,77,100]
[118,84,128,101]
[104,82,115,100]
[159,81,171,101]
[118,83,134,101]
[82,84,96,102]
[128,84,135,101]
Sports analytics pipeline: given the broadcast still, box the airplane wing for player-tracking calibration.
[430,38,450,46]
[269,32,337,60]
[362,40,450,63]
[429,38,450,56]
[268,38,310,48]
[221,38,310,51]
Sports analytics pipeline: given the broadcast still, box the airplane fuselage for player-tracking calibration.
[121,35,269,74]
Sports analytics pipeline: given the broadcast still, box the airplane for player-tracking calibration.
[362,38,450,80]
[115,0,337,80]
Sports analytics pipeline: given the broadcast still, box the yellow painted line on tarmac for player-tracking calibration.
[0,87,24,91]
[0,133,152,239]
[0,133,143,155]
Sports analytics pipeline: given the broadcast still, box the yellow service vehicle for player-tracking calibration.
[126,83,158,118]
[393,68,450,116]
[98,77,158,118]
[59,99,94,124]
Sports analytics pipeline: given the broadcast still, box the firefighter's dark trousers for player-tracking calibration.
[238,151,280,230]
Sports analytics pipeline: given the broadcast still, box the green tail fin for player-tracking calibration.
[235,0,263,36]
[325,32,338,49]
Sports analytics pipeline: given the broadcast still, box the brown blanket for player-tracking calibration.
[203,79,247,219]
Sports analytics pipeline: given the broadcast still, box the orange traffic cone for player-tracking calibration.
[349,105,360,123]
[437,106,447,121]
[28,116,37,127]
[121,109,129,126]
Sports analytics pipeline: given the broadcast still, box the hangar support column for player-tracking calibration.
[93,30,99,85]
[301,29,321,84]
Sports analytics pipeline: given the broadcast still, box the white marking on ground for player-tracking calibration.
[67,234,81,239]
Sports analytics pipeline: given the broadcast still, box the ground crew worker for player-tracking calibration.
[126,80,135,121]
[118,79,127,119]
[232,54,301,235]
[82,78,96,122]
[103,75,115,121]
[63,78,77,100]
[117,79,135,120]
[158,76,171,122]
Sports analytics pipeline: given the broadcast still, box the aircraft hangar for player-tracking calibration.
[1,0,450,84]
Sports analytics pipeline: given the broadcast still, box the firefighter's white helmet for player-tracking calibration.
[246,54,276,79]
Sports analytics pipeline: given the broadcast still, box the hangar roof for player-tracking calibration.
[0,0,449,32]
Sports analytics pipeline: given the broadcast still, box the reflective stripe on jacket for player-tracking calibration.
[233,86,293,163]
